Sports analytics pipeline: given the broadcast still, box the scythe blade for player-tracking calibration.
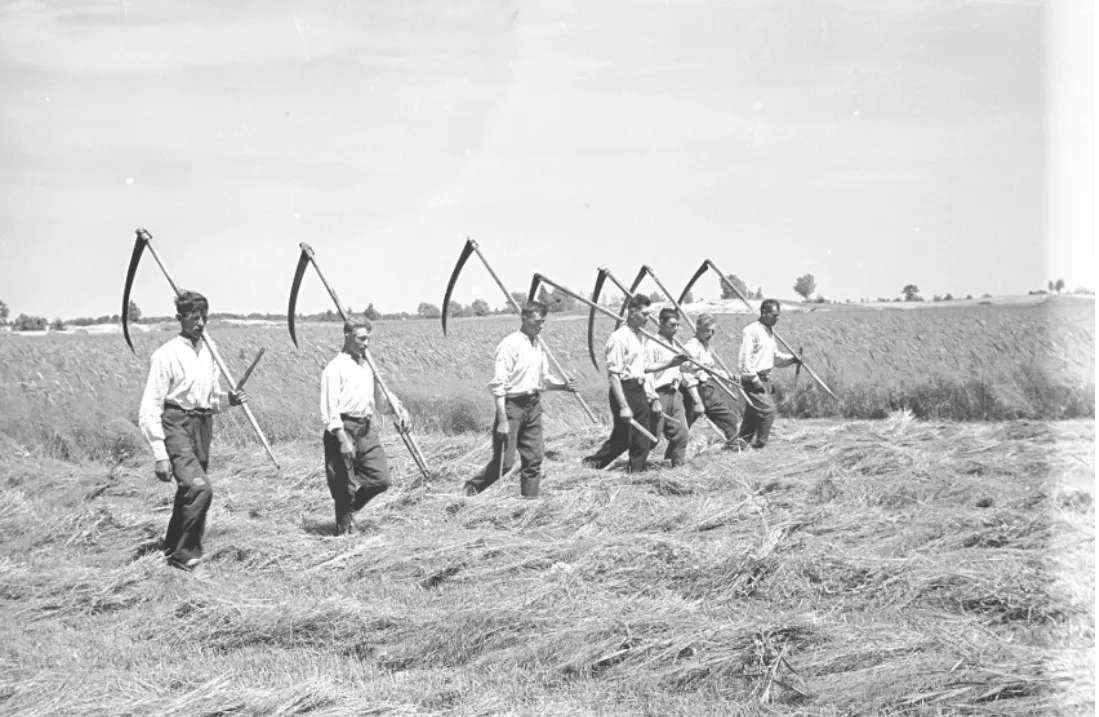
[587,268,610,370]
[287,245,312,348]
[678,260,711,305]
[441,239,475,337]
[615,266,648,330]
[527,273,544,304]
[121,229,149,353]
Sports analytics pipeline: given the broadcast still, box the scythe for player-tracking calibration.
[617,266,648,330]
[440,239,476,336]
[286,242,432,480]
[530,272,742,407]
[679,259,837,401]
[443,238,598,423]
[586,268,610,370]
[589,266,747,411]
[637,264,747,404]
[120,228,279,468]
[287,247,312,347]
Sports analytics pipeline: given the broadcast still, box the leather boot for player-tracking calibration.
[520,472,541,498]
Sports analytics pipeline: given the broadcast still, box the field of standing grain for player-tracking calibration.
[0,298,1093,716]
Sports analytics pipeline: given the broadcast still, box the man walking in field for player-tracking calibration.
[138,290,249,572]
[463,300,577,498]
[738,299,800,448]
[583,295,683,473]
[645,308,689,467]
[321,319,412,535]
[681,314,742,447]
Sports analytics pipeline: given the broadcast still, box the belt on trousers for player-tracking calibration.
[340,413,372,423]
[164,402,213,417]
[655,384,679,394]
[506,390,542,402]
[620,376,645,385]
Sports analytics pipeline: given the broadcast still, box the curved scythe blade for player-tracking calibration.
[121,229,148,353]
[287,246,311,348]
[614,266,648,330]
[527,274,544,304]
[678,260,711,305]
[587,268,610,370]
[441,239,475,337]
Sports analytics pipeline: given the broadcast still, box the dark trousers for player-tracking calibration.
[323,416,391,530]
[739,377,777,446]
[652,386,688,467]
[583,381,653,473]
[162,406,213,562]
[684,382,742,443]
[466,394,544,495]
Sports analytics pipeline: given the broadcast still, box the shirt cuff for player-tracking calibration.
[150,440,168,463]
[326,418,345,434]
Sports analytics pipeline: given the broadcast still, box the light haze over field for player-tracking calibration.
[0,0,1093,319]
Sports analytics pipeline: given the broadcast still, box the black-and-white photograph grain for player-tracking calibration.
[0,1,1093,714]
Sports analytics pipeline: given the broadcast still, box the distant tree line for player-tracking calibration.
[2,276,1095,333]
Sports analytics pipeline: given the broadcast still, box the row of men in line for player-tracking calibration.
[136,291,797,571]
[466,294,800,496]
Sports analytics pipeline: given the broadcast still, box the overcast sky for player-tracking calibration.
[0,0,1093,319]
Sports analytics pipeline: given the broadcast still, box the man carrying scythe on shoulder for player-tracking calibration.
[463,300,577,498]
[680,313,743,448]
[582,295,687,473]
[644,307,690,467]
[321,319,413,535]
[737,299,800,449]
[138,290,249,572]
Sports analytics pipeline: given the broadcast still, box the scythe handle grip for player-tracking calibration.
[203,337,280,468]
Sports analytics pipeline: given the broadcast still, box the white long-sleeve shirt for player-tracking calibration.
[320,352,399,433]
[739,321,796,379]
[645,337,682,390]
[605,326,657,400]
[680,337,731,389]
[487,331,558,398]
[138,335,225,462]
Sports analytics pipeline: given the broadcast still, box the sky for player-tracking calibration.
[0,0,1093,319]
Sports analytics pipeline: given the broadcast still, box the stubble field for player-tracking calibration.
[0,298,1093,715]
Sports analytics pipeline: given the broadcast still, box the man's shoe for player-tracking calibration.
[167,555,201,572]
[463,484,478,497]
[336,515,358,536]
